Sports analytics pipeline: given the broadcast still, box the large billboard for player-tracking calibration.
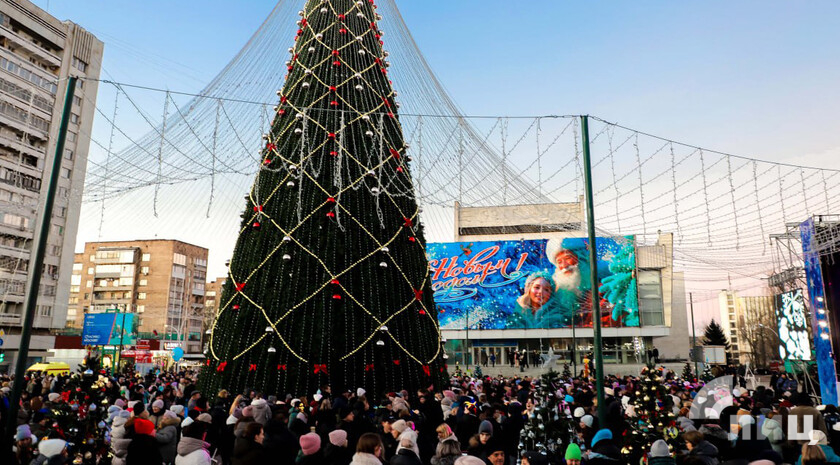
[81,313,137,346]
[427,237,638,329]
[774,289,811,361]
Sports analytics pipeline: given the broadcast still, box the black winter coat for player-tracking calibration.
[323,444,353,465]
[126,435,164,465]
[231,438,266,465]
[390,448,423,465]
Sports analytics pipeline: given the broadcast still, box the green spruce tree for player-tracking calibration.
[702,320,730,349]
[198,0,445,397]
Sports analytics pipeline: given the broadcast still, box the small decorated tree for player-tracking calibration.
[519,370,576,460]
[682,362,693,381]
[621,364,680,463]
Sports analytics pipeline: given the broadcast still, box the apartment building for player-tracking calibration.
[203,276,226,336]
[0,0,103,369]
[68,240,208,354]
[718,290,778,366]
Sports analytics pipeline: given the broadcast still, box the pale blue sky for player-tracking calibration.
[33,0,840,168]
[30,1,840,325]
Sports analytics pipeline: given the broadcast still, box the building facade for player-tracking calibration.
[202,276,226,345]
[718,290,779,366]
[440,201,691,375]
[68,240,208,354]
[0,0,103,370]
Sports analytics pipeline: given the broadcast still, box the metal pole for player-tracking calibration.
[572,313,577,375]
[5,76,76,439]
[116,310,126,373]
[690,292,699,379]
[464,306,469,366]
[580,115,606,420]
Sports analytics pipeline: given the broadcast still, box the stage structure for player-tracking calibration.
[800,216,840,406]
[198,0,446,396]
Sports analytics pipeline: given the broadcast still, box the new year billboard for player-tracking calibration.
[426,237,638,330]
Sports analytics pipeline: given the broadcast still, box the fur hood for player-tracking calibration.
[350,452,383,465]
[159,415,181,429]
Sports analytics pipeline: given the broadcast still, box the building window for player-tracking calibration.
[72,57,88,73]
[66,131,76,142]
[72,263,82,271]
[86,280,92,288]
[141,266,149,275]
[137,305,145,313]
[638,270,664,326]
[73,95,82,107]
[64,149,73,160]
[139,279,147,286]
[142,253,150,262]
[60,167,71,179]
[173,253,187,266]
[138,292,146,300]
[70,113,79,124]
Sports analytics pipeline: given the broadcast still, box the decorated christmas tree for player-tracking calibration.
[682,362,693,381]
[622,364,679,463]
[198,0,446,397]
[519,370,576,460]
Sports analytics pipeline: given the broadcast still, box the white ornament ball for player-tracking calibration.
[358,50,366,56]
[287,181,295,187]
[283,254,292,260]
[316,33,323,40]
[355,84,364,91]
[320,7,328,13]
[365,130,374,137]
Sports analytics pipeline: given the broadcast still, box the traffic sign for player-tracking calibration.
[0,338,4,347]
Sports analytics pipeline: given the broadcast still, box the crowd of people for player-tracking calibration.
[1,361,837,465]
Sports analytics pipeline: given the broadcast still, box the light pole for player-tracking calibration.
[165,324,183,369]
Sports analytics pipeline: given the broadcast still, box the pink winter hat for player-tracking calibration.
[329,429,348,447]
[300,432,321,455]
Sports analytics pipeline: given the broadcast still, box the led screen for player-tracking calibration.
[775,289,811,361]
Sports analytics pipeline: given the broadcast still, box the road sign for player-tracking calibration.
[0,338,4,347]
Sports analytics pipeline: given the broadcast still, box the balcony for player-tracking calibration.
[0,25,61,68]
[0,130,45,161]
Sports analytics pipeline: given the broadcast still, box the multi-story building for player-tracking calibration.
[0,0,103,370]
[68,240,208,354]
[203,276,226,330]
[718,290,778,366]
[438,201,691,375]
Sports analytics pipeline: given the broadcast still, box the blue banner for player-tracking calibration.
[426,237,638,330]
[81,313,137,346]
[800,218,837,405]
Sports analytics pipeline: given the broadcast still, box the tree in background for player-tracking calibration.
[702,320,730,348]
[198,0,445,397]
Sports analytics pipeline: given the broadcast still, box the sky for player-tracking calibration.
[30,0,840,327]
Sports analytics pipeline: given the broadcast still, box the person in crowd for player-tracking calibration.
[391,436,423,465]
[683,431,720,465]
[648,439,676,465]
[324,429,353,465]
[157,409,182,464]
[150,398,166,428]
[796,431,840,465]
[128,418,164,465]
[565,443,582,465]
[13,424,35,465]
[351,432,386,465]
[587,429,621,465]
[298,431,324,464]
[176,422,212,465]
[800,443,828,465]
[467,419,494,458]
[232,422,266,465]
[111,412,131,465]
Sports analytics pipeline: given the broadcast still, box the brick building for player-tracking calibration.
[68,240,208,354]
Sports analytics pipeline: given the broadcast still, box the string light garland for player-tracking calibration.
[198,0,445,397]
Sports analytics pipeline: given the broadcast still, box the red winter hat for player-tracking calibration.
[134,418,155,436]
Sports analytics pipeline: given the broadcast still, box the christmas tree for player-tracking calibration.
[199,0,445,397]
[622,364,679,463]
[682,362,693,381]
[519,370,575,460]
